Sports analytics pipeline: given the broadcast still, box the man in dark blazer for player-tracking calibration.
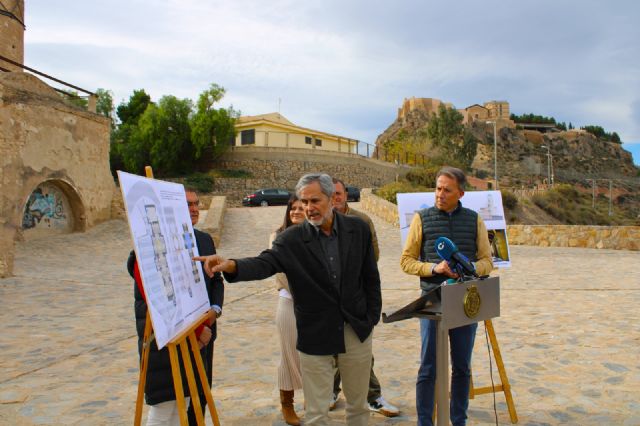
[195,173,381,426]
[185,188,224,426]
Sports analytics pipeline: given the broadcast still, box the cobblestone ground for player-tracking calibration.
[1,203,639,425]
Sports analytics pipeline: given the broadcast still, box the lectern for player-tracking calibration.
[383,276,500,426]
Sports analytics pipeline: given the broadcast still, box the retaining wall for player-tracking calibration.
[360,190,640,251]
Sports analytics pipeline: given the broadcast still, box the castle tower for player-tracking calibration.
[0,0,25,71]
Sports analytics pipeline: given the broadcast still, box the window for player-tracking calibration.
[305,136,312,144]
[315,139,322,146]
[241,129,255,145]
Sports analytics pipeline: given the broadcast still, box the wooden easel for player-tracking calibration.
[469,319,518,423]
[132,166,220,426]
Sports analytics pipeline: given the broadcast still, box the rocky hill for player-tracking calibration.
[375,109,639,186]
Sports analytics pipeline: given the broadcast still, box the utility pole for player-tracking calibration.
[587,179,596,208]
[486,121,498,189]
[541,144,553,187]
[608,179,613,216]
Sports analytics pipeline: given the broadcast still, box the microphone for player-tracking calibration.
[435,237,478,278]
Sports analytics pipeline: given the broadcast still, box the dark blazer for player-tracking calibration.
[226,212,381,356]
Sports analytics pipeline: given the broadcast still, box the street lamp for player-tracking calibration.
[540,144,554,187]
[486,121,498,189]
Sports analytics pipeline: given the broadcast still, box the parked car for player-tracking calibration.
[346,186,360,202]
[242,188,291,206]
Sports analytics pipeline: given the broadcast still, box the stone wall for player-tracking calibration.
[507,225,640,250]
[360,188,399,227]
[360,189,640,251]
[199,196,226,247]
[210,146,410,205]
[0,73,114,277]
[0,0,24,72]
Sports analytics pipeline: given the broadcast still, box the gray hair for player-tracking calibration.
[436,166,467,190]
[295,173,334,198]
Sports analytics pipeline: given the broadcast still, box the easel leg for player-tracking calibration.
[168,344,189,426]
[189,334,221,426]
[485,320,518,423]
[180,341,205,426]
[135,313,152,426]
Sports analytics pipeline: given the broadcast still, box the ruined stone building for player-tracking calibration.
[397,96,515,128]
[1,0,114,277]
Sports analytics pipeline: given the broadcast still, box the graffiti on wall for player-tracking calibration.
[22,183,72,232]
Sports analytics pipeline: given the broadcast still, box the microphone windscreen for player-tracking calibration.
[435,237,457,261]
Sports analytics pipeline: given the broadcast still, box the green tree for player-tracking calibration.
[425,104,477,169]
[121,96,194,175]
[582,125,606,138]
[63,91,88,109]
[95,88,115,122]
[116,89,152,125]
[611,132,621,143]
[112,90,153,174]
[149,95,194,174]
[190,84,239,160]
[427,104,464,148]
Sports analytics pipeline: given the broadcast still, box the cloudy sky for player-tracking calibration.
[23,0,640,162]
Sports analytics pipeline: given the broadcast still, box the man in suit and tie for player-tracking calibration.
[195,173,381,426]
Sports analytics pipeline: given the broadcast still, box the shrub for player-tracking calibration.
[184,172,214,193]
[532,185,611,225]
[209,168,252,178]
[500,189,518,210]
[475,169,489,179]
[374,181,429,204]
[406,166,440,188]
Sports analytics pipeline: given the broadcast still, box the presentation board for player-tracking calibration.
[118,171,210,349]
[397,191,511,268]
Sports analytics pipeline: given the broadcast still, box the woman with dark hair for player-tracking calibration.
[270,194,305,425]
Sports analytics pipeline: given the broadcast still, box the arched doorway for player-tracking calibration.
[21,180,86,238]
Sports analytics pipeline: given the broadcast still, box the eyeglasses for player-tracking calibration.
[187,201,200,207]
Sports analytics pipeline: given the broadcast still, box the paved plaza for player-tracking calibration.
[1,203,639,425]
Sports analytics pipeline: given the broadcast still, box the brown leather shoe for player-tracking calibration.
[280,389,301,426]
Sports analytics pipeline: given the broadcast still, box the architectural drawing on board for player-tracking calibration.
[182,223,201,284]
[118,171,210,349]
[145,204,176,305]
[477,193,504,222]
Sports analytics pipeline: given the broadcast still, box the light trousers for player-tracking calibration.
[299,324,372,426]
[146,397,190,426]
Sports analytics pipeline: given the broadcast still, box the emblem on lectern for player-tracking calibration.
[463,285,481,318]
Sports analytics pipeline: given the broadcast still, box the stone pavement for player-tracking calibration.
[1,203,639,425]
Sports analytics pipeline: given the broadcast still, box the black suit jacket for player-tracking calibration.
[226,213,381,356]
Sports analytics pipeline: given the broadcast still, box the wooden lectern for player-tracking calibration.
[383,276,516,425]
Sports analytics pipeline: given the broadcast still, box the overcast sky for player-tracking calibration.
[23,1,640,161]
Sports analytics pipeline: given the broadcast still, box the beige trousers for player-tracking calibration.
[299,324,372,426]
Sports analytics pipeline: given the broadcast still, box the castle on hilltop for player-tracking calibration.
[398,97,515,129]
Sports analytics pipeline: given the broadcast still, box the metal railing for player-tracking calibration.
[0,53,96,112]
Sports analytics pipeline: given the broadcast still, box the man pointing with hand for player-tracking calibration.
[195,173,381,426]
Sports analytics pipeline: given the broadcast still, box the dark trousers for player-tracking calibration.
[333,355,381,404]
[187,340,214,426]
[416,319,477,426]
